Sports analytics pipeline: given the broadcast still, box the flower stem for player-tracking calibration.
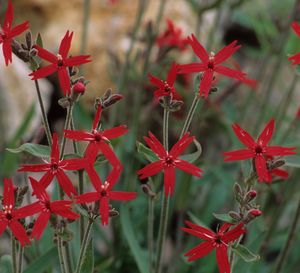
[155,108,170,273]
[64,242,73,273]
[34,79,52,146]
[148,196,154,273]
[57,236,67,273]
[11,235,17,273]
[17,245,24,273]
[180,95,199,138]
[272,197,300,273]
[74,218,94,273]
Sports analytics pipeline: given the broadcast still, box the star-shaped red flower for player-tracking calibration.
[177,34,247,98]
[223,119,296,182]
[18,133,87,197]
[148,62,182,100]
[182,221,246,273]
[29,31,91,95]
[0,178,40,246]
[156,19,188,51]
[288,22,300,65]
[137,132,203,196]
[76,167,136,225]
[28,177,80,240]
[0,0,29,65]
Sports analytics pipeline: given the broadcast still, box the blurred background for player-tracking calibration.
[1,0,300,273]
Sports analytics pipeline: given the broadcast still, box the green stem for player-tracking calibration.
[11,235,17,273]
[272,197,300,273]
[17,246,24,273]
[148,196,154,273]
[57,237,67,273]
[155,108,170,273]
[64,242,73,273]
[34,79,52,146]
[75,218,94,273]
[180,95,200,138]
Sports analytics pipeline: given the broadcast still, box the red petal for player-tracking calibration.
[31,212,50,240]
[289,52,300,65]
[222,223,246,243]
[51,201,79,220]
[56,169,78,197]
[3,178,14,207]
[100,197,109,225]
[271,169,289,180]
[166,62,178,85]
[76,192,99,203]
[174,160,202,177]
[2,40,12,66]
[107,165,123,189]
[216,244,230,273]
[59,31,73,58]
[51,133,59,162]
[14,202,42,220]
[181,228,214,242]
[169,133,193,158]
[34,45,57,63]
[258,119,274,146]
[39,171,55,189]
[214,65,246,81]
[187,34,209,62]
[199,69,214,98]
[223,149,254,161]
[85,142,99,163]
[255,155,268,182]
[109,191,137,201]
[147,132,167,158]
[265,146,296,157]
[93,106,102,130]
[291,21,300,37]
[85,165,103,192]
[4,0,13,30]
[137,161,164,179]
[64,130,94,141]
[232,123,256,148]
[184,241,214,262]
[218,222,232,234]
[164,166,175,196]
[10,221,30,246]
[144,136,166,159]
[177,63,206,74]
[184,221,215,237]
[62,158,87,171]
[18,163,50,173]
[64,55,91,66]
[214,40,240,65]
[99,142,122,168]
[148,73,164,88]
[8,21,29,38]
[29,64,57,79]
[29,177,49,202]
[103,125,128,139]
[58,68,71,95]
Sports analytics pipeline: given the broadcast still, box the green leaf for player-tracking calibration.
[0,255,12,273]
[23,247,57,273]
[36,33,43,47]
[80,238,94,273]
[7,143,50,158]
[213,213,236,224]
[180,139,202,163]
[232,244,260,263]
[120,205,148,273]
[284,155,300,168]
[136,141,159,162]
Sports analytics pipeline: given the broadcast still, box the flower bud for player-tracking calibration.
[244,190,257,203]
[228,211,241,221]
[249,209,262,217]
[109,209,119,217]
[233,183,243,203]
[141,184,156,198]
[73,81,86,94]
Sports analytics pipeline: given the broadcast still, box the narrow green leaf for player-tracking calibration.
[284,155,300,168]
[213,213,236,224]
[80,238,94,273]
[7,143,50,158]
[136,141,159,162]
[36,33,43,48]
[23,247,57,273]
[232,244,260,262]
[180,139,202,163]
[0,255,12,273]
[120,205,148,273]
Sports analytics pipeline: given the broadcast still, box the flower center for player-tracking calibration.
[3,205,13,221]
[57,54,64,67]
[214,235,223,245]
[100,181,109,197]
[94,133,102,142]
[164,156,174,165]
[207,52,215,70]
[255,145,263,154]
[41,200,51,212]
[164,82,172,93]
[51,163,59,171]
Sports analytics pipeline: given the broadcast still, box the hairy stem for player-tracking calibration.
[57,236,67,273]
[148,196,155,273]
[11,235,17,273]
[17,245,24,273]
[34,79,52,146]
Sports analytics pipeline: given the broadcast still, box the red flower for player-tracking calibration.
[177,34,246,98]
[76,167,136,225]
[0,0,29,65]
[295,107,300,119]
[29,31,91,95]
[64,106,128,168]
[18,133,86,197]
[148,62,182,100]
[0,178,40,246]
[28,177,79,240]
[288,22,300,65]
[156,19,188,51]
[224,119,296,182]
[137,132,203,196]
[182,221,246,273]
